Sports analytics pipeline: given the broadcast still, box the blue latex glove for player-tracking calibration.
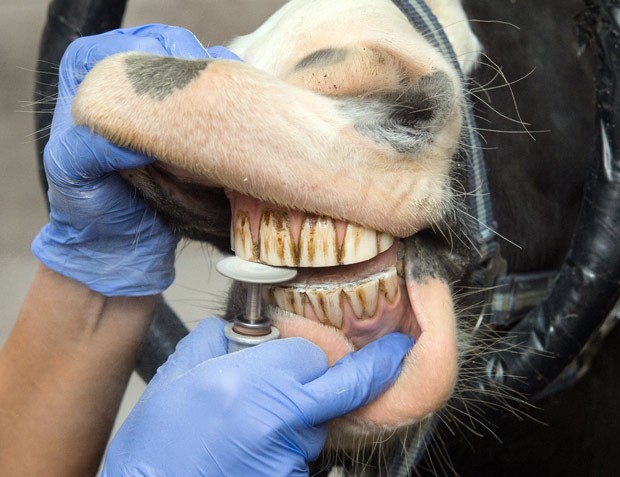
[101,319,414,476]
[32,25,240,296]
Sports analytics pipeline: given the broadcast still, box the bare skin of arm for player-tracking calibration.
[0,263,156,477]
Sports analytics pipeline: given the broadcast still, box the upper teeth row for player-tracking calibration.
[232,209,394,267]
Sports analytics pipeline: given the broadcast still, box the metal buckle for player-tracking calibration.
[470,242,507,331]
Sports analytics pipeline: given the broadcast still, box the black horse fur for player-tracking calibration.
[415,1,620,475]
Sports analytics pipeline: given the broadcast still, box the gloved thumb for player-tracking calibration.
[301,332,414,424]
[148,317,228,388]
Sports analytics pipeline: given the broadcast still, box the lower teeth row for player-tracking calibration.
[265,268,398,328]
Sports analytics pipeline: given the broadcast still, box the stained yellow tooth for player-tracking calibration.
[305,289,326,323]
[271,288,294,313]
[353,279,380,319]
[377,232,394,254]
[380,269,399,303]
[298,216,339,267]
[343,277,378,319]
[340,224,378,265]
[293,290,306,316]
[322,289,344,328]
[305,288,344,328]
[269,287,310,317]
[232,210,257,261]
[344,285,363,318]
[259,210,297,266]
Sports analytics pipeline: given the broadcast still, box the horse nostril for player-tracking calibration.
[389,101,435,129]
[392,71,456,131]
[344,70,457,153]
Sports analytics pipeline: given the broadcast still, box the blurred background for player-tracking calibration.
[0,0,286,439]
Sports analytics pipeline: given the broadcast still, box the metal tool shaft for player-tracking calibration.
[216,256,297,352]
[244,282,263,325]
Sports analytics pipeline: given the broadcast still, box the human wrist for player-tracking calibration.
[0,263,157,476]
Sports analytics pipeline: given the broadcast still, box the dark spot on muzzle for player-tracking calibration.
[125,55,210,100]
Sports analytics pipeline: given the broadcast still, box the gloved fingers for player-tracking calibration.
[166,337,330,398]
[44,127,154,183]
[149,317,228,388]
[113,25,241,60]
[300,332,414,424]
[289,423,329,465]
[205,45,242,61]
[103,24,211,58]
[103,26,241,62]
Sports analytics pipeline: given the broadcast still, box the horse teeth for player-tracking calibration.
[232,209,257,261]
[377,232,394,254]
[271,287,306,316]
[381,268,399,303]
[340,223,378,265]
[306,288,344,327]
[298,216,339,267]
[324,289,345,328]
[266,268,398,327]
[293,291,307,316]
[270,287,293,311]
[259,210,297,266]
[230,208,394,267]
[344,279,379,320]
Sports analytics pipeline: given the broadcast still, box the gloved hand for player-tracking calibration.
[32,25,240,296]
[101,318,414,476]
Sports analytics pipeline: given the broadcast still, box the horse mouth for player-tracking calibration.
[129,164,460,435]
[223,190,458,436]
[227,191,411,347]
[124,162,459,435]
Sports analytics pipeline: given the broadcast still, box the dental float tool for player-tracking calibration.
[216,256,297,353]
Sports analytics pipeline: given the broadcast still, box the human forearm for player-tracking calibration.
[0,263,156,476]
